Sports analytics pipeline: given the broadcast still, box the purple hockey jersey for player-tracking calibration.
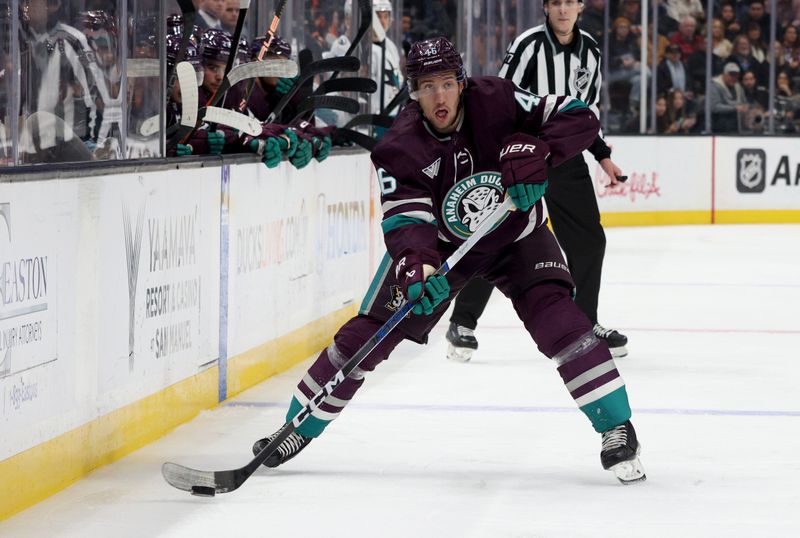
[371,76,600,261]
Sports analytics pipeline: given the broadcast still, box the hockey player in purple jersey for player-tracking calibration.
[253,37,646,484]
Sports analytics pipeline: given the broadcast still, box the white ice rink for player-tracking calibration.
[2,224,799,538]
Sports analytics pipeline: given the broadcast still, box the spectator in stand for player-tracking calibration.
[196,0,223,31]
[746,21,768,63]
[657,43,690,96]
[644,21,670,68]
[730,34,767,86]
[665,0,705,27]
[220,0,239,34]
[741,69,768,109]
[775,70,799,131]
[742,0,770,39]
[710,61,747,133]
[609,17,646,107]
[665,88,696,133]
[655,95,671,133]
[619,0,642,36]
[712,18,733,59]
[777,70,798,99]
[781,25,800,74]
[581,0,607,43]
[670,16,705,62]
[720,3,742,42]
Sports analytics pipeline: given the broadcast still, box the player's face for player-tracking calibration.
[416,72,463,133]
[376,11,391,31]
[544,0,583,37]
[203,60,225,92]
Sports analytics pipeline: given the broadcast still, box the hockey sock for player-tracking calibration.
[553,331,632,432]
[286,316,405,437]
[513,282,631,432]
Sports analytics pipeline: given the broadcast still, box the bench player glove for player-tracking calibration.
[275,75,298,96]
[207,131,225,155]
[288,128,314,169]
[395,249,450,316]
[499,134,550,212]
[248,138,283,168]
[313,135,332,162]
[176,143,193,156]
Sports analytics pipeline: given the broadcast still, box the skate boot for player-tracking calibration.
[593,323,628,358]
[445,322,478,362]
[600,420,646,484]
[252,430,312,468]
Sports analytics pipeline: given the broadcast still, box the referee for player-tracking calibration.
[444,0,629,361]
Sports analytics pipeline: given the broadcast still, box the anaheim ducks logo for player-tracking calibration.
[442,172,508,240]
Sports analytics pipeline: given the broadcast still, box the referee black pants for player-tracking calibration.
[450,155,606,328]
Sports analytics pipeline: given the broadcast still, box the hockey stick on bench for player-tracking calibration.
[161,196,515,496]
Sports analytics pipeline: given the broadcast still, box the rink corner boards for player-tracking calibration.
[0,304,357,522]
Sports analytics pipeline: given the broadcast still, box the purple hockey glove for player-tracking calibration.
[394,249,450,316]
[499,134,550,212]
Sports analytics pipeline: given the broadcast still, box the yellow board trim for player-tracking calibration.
[600,210,712,227]
[226,303,359,399]
[0,366,219,522]
[0,305,356,522]
[713,210,800,224]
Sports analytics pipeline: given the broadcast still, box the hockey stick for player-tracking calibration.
[331,127,378,151]
[161,196,515,496]
[153,60,298,137]
[314,77,377,96]
[343,113,394,130]
[265,55,360,124]
[239,0,290,111]
[166,0,198,107]
[288,95,360,124]
[296,0,374,125]
[178,0,251,144]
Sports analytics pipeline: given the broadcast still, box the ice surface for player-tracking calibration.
[2,224,799,537]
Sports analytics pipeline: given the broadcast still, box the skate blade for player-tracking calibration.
[609,456,646,485]
[610,345,628,358]
[446,343,474,362]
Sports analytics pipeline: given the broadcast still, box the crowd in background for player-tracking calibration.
[1,0,799,168]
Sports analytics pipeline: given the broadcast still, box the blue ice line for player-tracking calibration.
[223,401,800,418]
[606,281,800,289]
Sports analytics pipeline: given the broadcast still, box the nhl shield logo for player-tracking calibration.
[736,149,766,193]
[442,172,508,240]
[573,67,592,94]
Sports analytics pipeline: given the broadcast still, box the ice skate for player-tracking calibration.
[252,430,312,468]
[600,420,646,484]
[593,323,628,358]
[445,322,478,362]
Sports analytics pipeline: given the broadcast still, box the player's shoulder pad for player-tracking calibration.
[462,76,516,102]
[371,103,436,178]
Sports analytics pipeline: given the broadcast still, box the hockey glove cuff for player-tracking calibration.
[499,134,550,212]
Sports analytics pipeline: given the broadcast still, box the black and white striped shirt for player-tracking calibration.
[499,23,603,119]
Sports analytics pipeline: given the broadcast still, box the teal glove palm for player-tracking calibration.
[207,131,225,155]
[314,135,332,162]
[290,137,313,169]
[395,250,449,316]
[408,275,450,315]
[176,143,192,156]
[505,181,548,212]
[275,75,298,96]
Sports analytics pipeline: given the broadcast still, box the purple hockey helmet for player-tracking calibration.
[249,34,292,59]
[406,37,466,91]
[199,28,233,64]
[167,34,201,69]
